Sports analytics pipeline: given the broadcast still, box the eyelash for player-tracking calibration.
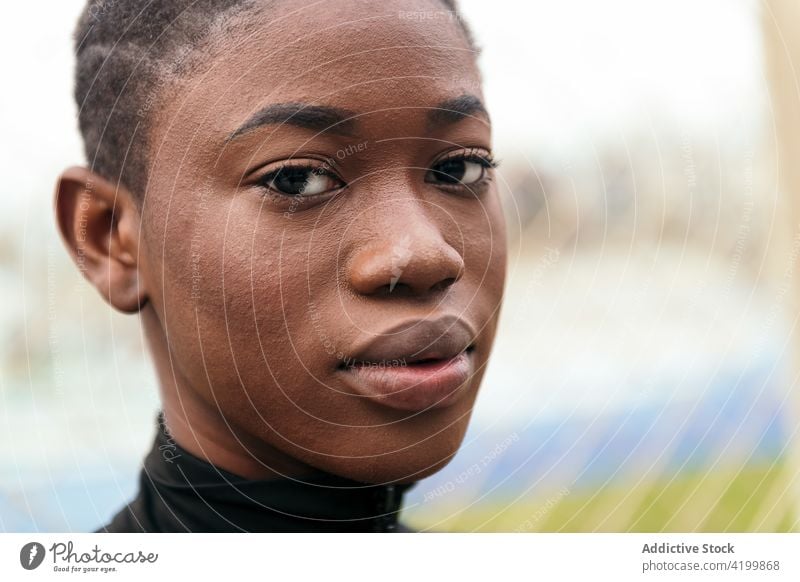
[438,148,498,170]
[252,148,498,202]
[255,161,345,201]
[426,148,498,190]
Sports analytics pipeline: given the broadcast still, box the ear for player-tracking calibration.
[54,166,148,313]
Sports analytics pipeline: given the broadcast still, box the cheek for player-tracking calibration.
[463,192,508,297]
[158,198,343,408]
[456,193,507,366]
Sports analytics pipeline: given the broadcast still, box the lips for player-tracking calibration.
[337,315,477,411]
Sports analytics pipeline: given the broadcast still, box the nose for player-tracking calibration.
[347,207,465,298]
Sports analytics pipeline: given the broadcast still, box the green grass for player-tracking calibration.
[404,460,797,532]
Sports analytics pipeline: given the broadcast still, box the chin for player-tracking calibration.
[324,454,460,485]
[308,422,470,485]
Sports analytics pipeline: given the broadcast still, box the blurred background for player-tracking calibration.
[3,0,800,532]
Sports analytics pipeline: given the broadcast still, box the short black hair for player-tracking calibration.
[73,0,477,199]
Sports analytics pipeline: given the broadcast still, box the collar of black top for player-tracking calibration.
[97,412,417,532]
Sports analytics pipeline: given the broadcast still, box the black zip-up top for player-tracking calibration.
[96,414,416,533]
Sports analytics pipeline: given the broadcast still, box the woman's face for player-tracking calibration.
[139,0,507,483]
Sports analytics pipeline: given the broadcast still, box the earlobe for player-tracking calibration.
[54,166,148,313]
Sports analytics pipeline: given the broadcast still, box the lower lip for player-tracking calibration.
[339,350,475,412]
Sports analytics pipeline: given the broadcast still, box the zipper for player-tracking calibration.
[373,483,397,532]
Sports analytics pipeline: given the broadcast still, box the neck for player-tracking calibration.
[160,398,318,481]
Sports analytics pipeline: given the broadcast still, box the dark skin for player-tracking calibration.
[55,0,507,485]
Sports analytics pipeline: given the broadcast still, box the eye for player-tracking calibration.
[426,150,496,187]
[258,165,344,197]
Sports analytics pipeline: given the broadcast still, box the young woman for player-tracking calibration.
[56,0,507,532]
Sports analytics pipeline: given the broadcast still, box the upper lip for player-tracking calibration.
[340,315,476,367]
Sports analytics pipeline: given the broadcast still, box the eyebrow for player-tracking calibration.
[228,102,357,141]
[426,94,490,128]
[227,94,489,141]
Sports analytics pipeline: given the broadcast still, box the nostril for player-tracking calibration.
[376,282,411,296]
[430,277,457,292]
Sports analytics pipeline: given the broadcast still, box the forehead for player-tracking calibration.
[156,0,481,144]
